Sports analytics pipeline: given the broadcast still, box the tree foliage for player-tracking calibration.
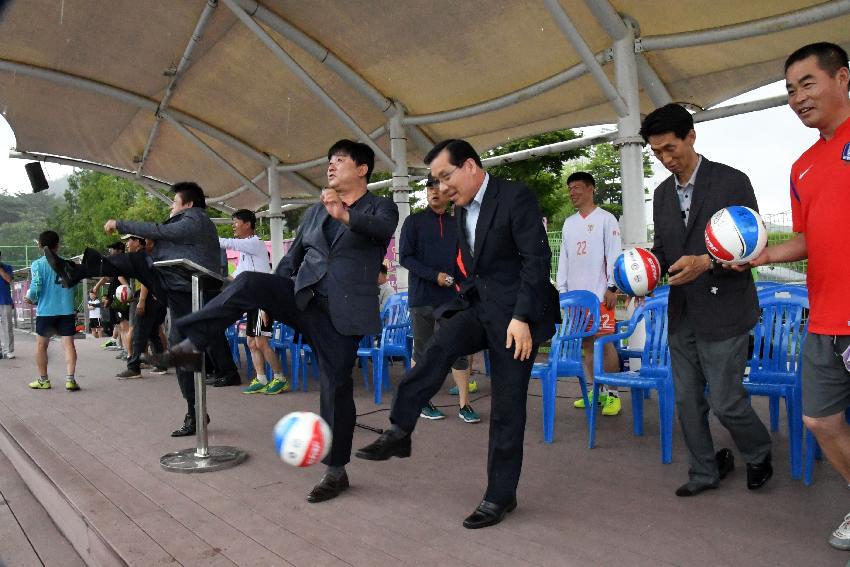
[0,190,61,269]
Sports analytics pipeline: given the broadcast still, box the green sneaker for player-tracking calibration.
[65,379,80,391]
[448,380,479,395]
[420,402,445,420]
[28,378,51,390]
[602,394,622,416]
[458,404,481,423]
[242,378,268,394]
[574,390,608,409]
[263,377,290,395]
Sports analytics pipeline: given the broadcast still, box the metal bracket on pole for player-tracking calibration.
[154,259,247,473]
[612,135,645,148]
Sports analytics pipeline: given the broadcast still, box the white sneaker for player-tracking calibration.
[828,512,850,550]
[5,352,14,359]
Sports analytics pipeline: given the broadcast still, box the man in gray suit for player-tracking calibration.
[153,140,399,503]
[641,104,773,497]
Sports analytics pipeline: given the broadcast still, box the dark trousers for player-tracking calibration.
[127,297,166,372]
[176,272,362,466]
[390,302,537,506]
[77,249,237,413]
[669,313,772,484]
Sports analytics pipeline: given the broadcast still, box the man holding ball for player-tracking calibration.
[641,103,772,497]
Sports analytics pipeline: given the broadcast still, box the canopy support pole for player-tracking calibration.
[267,157,284,266]
[613,18,648,247]
[388,103,410,291]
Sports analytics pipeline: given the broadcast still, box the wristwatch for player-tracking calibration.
[607,284,618,293]
[708,256,718,274]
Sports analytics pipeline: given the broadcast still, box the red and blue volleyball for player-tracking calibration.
[704,206,767,265]
[273,412,332,467]
[613,248,661,297]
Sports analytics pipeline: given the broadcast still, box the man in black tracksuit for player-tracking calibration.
[399,175,479,423]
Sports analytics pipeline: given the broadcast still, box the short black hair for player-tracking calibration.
[379,264,388,275]
[639,103,694,143]
[327,139,375,182]
[566,171,596,187]
[38,230,60,250]
[785,42,850,92]
[128,235,146,247]
[425,174,439,188]
[172,181,206,209]
[424,139,483,168]
[231,209,257,229]
[107,241,126,252]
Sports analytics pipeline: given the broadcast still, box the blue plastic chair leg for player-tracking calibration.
[588,382,600,449]
[542,371,556,444]
[660,384,674,464]
[577,377,591,428]
[632,388,645,437]
[769,395,780,432]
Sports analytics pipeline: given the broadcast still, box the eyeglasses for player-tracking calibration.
[433,166,461,184]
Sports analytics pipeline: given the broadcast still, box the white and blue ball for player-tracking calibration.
[273,412,332,467]
[613,248,661,297]
[704,206,767,265]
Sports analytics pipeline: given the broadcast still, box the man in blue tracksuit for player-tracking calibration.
[26,231,80,391]
[399,175,479,424]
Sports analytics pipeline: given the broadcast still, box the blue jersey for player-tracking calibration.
[27,256,76,316]
[0,262,12,305]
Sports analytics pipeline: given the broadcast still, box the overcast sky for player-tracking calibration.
[0,79,815,221]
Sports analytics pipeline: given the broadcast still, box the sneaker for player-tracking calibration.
[4,352,14,360]
[28,378,51,389]
[602,394,622,416]
[448,380,479,395]
[458,404,481,423]
[420,403,445,420]
[116,369,142,379]
[574,390,608,409]
[242,378,268,394]
[150,366,168,375]
[65,379,80,391]
[829,513,850,550]
[263,377,290,395]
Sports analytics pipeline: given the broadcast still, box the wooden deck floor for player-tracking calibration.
[0,332,848,566]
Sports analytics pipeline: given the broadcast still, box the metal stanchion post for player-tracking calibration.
[157,259,247,473]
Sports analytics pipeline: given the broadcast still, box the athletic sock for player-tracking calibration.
[273,372,286,382]
[40,375,49,382]
[257,375,269,385]
[607,389,619,398]
[65,374,75,381]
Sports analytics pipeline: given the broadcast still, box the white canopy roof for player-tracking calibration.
[2,0,849,212]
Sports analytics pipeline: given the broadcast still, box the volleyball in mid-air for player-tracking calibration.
[273,412,332,467]
[114,284,132,303]
[704,206,767,265]
[613,248,661,297]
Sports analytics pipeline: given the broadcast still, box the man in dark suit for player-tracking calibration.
[356,139,560,529]
[640,103,773,497]
[153,140,399,503]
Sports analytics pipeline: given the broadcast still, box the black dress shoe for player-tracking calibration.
[716,448,735,480]
[675,481,719,497]
[746,453,773,490]
[355,429,412,461]
[43,246,80,288]
[145,339,203,371]
[462,498,517,529]
[307,472,349,503]
[213,371,242,387]
[204,374,217,386]
[170,413,210,437]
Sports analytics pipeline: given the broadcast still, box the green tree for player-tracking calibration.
[482,129,586,223]
[561,141,653,222]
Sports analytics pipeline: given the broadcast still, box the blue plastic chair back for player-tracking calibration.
[553,290,600,368]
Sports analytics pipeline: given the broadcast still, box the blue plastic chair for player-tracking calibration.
[360,301,412,404]
[590,296,674,463]
[530,291,599,443]
[745,292,808,479]
[269,322,295,378]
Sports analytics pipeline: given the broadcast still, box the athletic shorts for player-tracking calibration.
[802,333,850,418]
[586,301,616,336]
[246,309,272,338]
[36,315,76,337]
[88,317,101,330]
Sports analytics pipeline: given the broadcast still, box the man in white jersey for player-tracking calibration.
[219,209,289,394]
[556,172,623,416]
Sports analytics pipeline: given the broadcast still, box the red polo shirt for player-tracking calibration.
[790,116,850,335]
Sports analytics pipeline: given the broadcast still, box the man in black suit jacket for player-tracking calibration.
[641,104,772,497]
[156,140,399,503]
[356,139,560,529]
